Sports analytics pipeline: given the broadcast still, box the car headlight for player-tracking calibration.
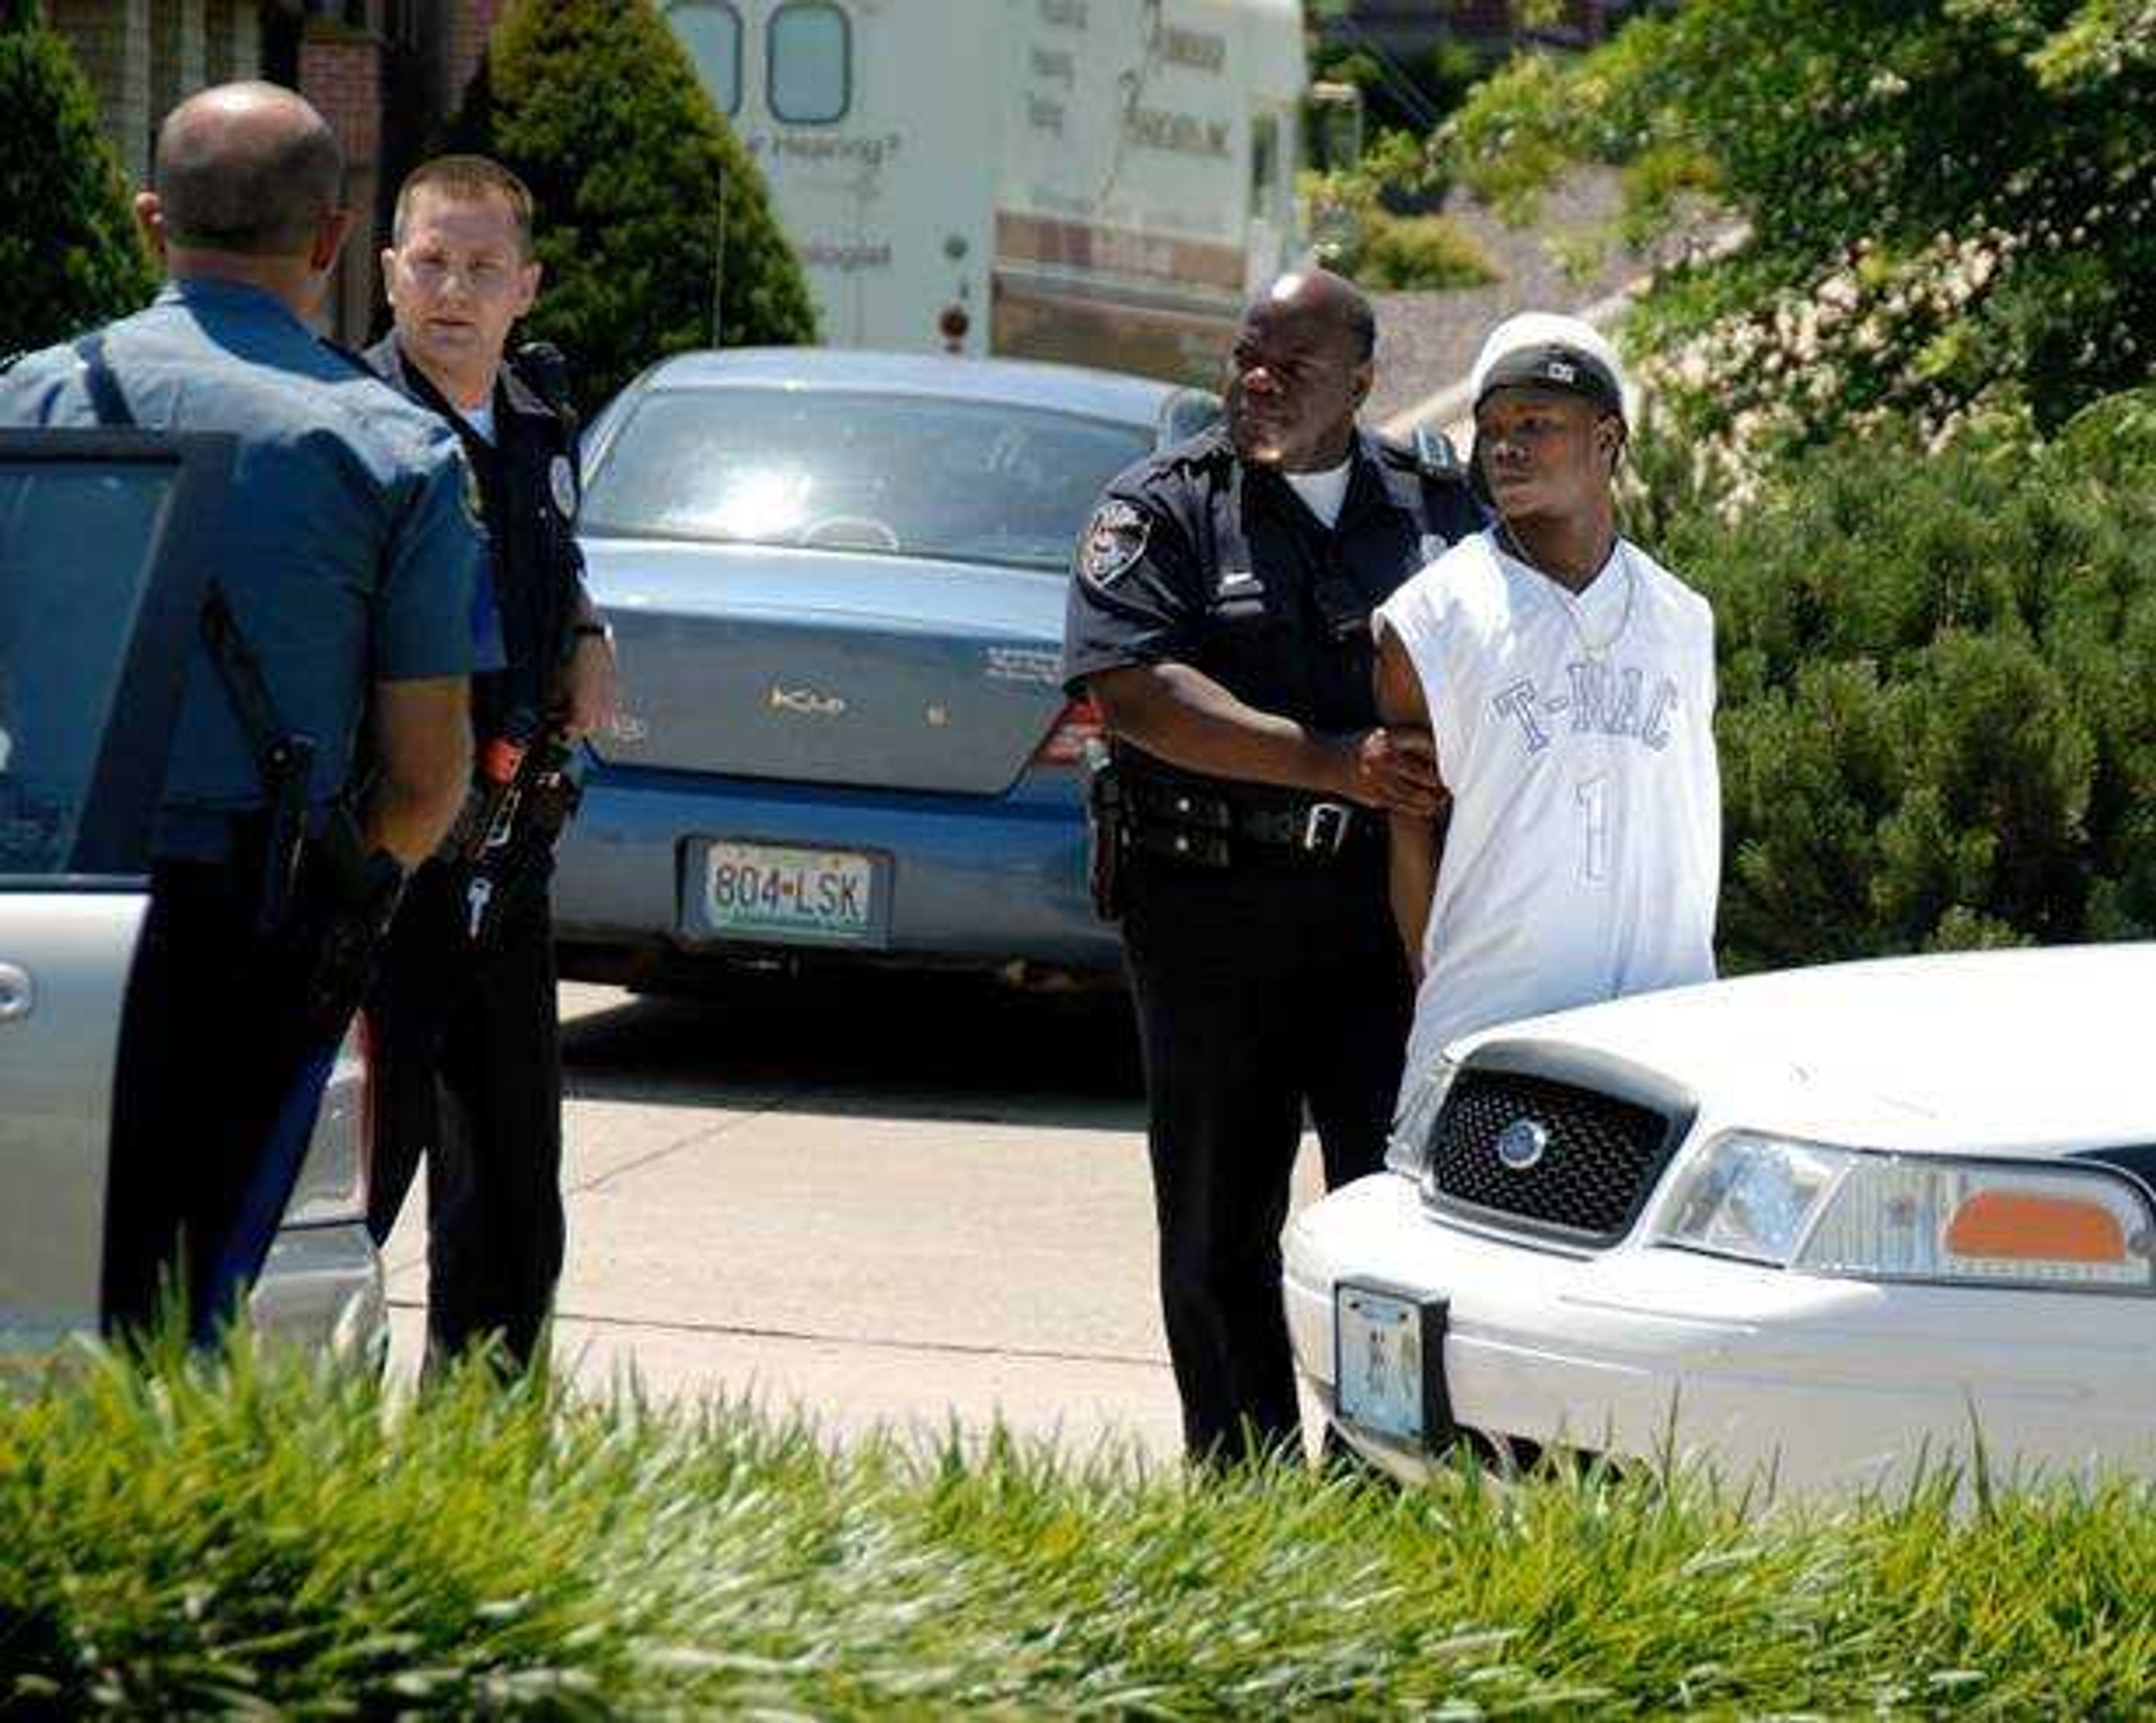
[1656,1131,2156,1292]
[1384,1052,1460,1178]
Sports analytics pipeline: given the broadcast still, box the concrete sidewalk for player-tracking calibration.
[383,980,1322,1461]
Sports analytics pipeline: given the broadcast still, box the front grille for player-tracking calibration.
[1427,1066,1677,1245]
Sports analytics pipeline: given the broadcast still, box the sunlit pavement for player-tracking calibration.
[382,977,1330,1461]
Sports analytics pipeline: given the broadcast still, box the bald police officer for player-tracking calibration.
[1063,270,1484,1465]
[0,83,482,1340]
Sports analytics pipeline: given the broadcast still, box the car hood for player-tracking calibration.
[1451,944,2156,1157]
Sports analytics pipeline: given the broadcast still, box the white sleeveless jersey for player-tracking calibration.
[1377,530,1721,1078]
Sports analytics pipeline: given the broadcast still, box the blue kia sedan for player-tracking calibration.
[553,349,1219,991]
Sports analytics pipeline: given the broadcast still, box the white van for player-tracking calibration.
[661,0,1307,385]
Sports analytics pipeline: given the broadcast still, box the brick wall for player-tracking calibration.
[299,35,385,339]
[300,36,382,168]
[149,0,208,137]
[446,0,504,116]
[48,0,153,185]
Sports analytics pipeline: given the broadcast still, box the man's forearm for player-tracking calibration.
[364,676,473,866]
[1389,810,1438,982]
[1090,663,1349,797]
[361,774,464,867]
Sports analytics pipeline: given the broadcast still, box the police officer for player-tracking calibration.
[0,83,482,1339]
[1063,268,1484,1464]
[362,154,620,1375]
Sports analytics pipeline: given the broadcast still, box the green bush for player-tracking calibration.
[1637,389,2156,969]
[445,0,815,409]
[0,0,156,357]
[1305,128,1499,292]
[8,1335,2156,1715]
[1333,208,1499,292]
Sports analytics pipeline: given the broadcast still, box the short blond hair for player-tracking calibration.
[392,154,535,256]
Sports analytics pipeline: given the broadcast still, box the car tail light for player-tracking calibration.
[1032,695,1103,767]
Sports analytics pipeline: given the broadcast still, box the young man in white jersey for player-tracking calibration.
[1373,312,1721,1128]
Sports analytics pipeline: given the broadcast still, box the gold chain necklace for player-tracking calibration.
[1496,523,1636,660]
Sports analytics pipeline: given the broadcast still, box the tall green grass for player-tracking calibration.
[4,1337,2155,1716]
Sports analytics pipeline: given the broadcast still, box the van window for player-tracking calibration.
[665,0,742,116]
[768,2,849,125]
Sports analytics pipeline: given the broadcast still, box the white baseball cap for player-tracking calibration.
[1470,312,1630,425]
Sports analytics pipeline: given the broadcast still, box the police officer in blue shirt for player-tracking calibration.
[1063,269,1483,1464]
[0,83,482,1340]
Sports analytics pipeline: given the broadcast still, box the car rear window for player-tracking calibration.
[0,461,175,875]
[578,389,1154,572]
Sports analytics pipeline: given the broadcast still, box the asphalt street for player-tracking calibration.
[383,976,1328,1464]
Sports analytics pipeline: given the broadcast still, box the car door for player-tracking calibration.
[0,427,230,1350]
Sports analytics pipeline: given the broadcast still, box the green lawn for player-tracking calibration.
[4,1339,2154,1716]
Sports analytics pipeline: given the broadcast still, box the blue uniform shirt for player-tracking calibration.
[0,277,488,858]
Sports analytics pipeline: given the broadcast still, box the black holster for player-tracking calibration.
[1081,736,1127,922]
[455,731,583,948]
[281,800,405,1040]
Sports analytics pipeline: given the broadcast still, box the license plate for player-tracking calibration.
[702,841,876,943]
[1335,1284,1450,1448]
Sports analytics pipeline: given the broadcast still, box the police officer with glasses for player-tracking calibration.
[1063,268,1484,1465]
[0,83,482,1342]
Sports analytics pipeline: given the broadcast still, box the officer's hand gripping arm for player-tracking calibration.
[1375,623,1446,979]
[1088,661,1444,817]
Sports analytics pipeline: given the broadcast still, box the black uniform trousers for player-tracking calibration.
[365,859,564,1372]
[1120,840,1412,1464]
[103,856,335,1340]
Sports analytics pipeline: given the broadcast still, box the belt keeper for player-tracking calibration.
[1302,801,1353,854]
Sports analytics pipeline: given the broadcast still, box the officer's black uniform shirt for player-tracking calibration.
[1062,425,1486,744]
[363,336,590,734]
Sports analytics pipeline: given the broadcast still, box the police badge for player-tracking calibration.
[1079,499,1150,588]
[548,453,578,521]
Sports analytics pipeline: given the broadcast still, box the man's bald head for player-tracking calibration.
[154,82,343,258]
[1223,267,1376,470]
[1253,268,1376,366]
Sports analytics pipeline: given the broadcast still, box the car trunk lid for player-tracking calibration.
[583,539,1071,796]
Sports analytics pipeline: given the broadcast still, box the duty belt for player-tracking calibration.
[1122,773,1363,868]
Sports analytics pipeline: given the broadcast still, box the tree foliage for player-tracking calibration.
[446,0,815,409]
[1447,1,2156,459]
[0,0,156,357]
[1640,391,2156,969]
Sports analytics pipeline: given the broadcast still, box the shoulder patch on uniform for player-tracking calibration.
[548,453,578,521]
[1079,499,1150,587]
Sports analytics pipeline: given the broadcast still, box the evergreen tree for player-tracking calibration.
[446,0,816,409]
[0,0,156,357]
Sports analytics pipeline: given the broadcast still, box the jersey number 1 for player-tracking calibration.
[1577,775,1610,883]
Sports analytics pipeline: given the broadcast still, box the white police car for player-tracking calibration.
[0,427,382,1360]
[1285,944,2156,1495]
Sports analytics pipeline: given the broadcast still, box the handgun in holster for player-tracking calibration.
[293,796,405,1037]
[202,584,403,1038]
[453,726,584,946]
[1081,735,1127,922]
